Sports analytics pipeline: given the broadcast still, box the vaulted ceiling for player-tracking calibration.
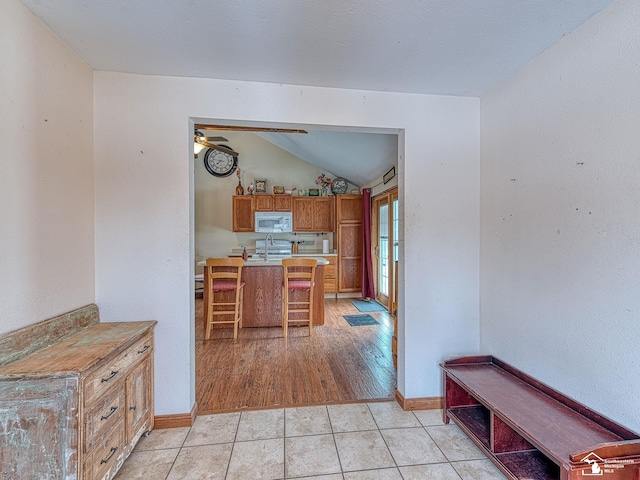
[20,0,615,185]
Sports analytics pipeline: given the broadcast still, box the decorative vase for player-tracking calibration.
[236,180,244,196]
[321,186,327,196]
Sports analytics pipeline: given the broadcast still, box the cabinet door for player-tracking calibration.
[338,223,362,292]
[254,195,274,211]
[323,256,337,293]
[273,195,292,211]
[0,377,78,479]
[336,194,362,224]
[125,357,153,444]
[313,197,335,232]
[232,196,254,232]
[292,197,314,231]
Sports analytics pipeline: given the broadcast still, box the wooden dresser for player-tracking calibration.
[0,304,156,480]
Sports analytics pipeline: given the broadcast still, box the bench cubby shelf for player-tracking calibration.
[441,356,640,480]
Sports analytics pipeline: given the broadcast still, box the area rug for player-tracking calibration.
[351,300,386,312]
[343,314,380,327]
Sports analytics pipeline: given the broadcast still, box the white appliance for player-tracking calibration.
[254,211,293,233]
[255,239,292,258]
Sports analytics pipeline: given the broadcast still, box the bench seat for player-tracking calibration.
[442,356,640,480]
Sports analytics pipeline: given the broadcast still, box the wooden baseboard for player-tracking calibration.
[154,402,198,429]
[395,390,443,410]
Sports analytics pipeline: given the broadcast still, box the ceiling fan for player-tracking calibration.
[194,124,307,156]
[194,129,238,156]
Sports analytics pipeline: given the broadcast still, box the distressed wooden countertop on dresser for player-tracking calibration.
[0,304,156,480]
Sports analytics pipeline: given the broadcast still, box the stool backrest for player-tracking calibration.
[205,258,244,290]
[282,258,317,287]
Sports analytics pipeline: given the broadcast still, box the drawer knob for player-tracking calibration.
[100,447,118,465]
[100,370,119,383]
[137,345,150,354]
[100,406,118,421]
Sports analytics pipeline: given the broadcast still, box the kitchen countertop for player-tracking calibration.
[197,257,329,267]
[229,249,336,257]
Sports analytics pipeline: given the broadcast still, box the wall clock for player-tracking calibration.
[331,177,348,194]
[203,146,238,177]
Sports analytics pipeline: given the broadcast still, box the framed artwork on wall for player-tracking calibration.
[254,178,268,194]
[383,166,396,184]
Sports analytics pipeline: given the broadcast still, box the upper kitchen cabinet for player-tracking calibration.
[254,194,292,212]
[292,197,335,232]
[273,194,292,212]
[254,194,274,211]
[336,194,362,223]
[232,195,254,232]
[313,197,335,231]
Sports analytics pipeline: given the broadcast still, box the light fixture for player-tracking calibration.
[194,129,206,155]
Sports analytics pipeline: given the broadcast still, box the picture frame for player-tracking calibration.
[383,166,396,184]
[308,188,319,196]
[254,178,268,194]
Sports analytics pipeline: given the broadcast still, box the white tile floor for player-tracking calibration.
[114,401,507,480]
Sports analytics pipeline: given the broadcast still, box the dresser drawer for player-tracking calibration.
[84,424,124,480]
[83,331,153,407]
[84,388,125,452]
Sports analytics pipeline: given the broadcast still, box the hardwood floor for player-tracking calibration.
[195,297,397,414]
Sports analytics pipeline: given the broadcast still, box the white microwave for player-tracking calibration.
[255,211,293,233]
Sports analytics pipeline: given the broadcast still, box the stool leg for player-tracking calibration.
[205,292,214,340]
[239,285,244,329]
[308,288,313,337]
[283,286,288,337]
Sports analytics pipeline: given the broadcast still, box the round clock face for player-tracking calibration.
[331,177,348,194]
[204,147,238,177]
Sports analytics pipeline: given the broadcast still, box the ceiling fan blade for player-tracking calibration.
[200,140,239,156]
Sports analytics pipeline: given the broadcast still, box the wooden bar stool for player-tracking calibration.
[282,258,317,337]
[204,258,245,340]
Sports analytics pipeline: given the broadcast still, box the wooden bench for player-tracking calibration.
[441,355,640,480]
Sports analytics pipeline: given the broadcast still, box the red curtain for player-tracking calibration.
[361,188,375,299]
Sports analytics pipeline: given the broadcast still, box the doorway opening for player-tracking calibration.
[191,119,402,413]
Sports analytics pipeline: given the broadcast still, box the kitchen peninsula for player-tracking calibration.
[201,257,328,329]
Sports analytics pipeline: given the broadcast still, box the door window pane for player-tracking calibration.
[379,204,389,296]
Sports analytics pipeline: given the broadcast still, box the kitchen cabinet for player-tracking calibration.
[336,193,362,224]
[322,256,338,295]
[292,197,313,231]
[337,223,362,292]
[232,195,254,232]
[254,194,292,211]
[336,194,363,293]
[254,194,274,211]
[233,195,292,232]
[292,196,335,232]
[0,307,155,480]
[273,194,292,211]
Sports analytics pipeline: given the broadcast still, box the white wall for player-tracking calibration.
[0,0,94,334]
[195,131,341,260]
[94,74,480,414]
[480,0,640,432]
